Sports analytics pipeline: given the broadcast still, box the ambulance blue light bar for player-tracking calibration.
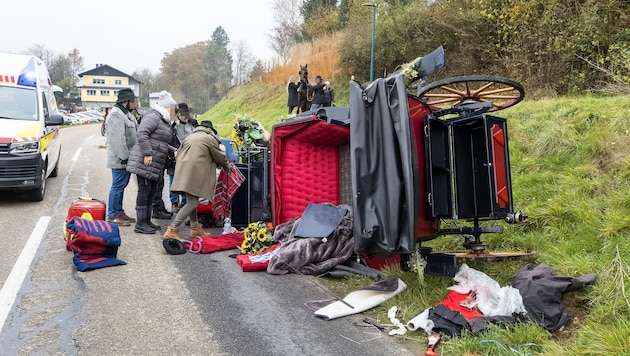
[16,58,38,88]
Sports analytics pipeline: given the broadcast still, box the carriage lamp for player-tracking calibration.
[362,2,377,82]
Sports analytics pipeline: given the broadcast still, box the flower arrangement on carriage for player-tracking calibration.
[240,221,275,254]
[232,114,270,156]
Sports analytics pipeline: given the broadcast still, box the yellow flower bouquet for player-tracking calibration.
[240,221,275,254]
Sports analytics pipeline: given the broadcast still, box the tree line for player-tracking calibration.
[25,0,630,114]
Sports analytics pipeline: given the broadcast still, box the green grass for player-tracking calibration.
[202,82,630,355]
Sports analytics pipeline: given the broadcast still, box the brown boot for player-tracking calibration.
[189,224,211,237]
[163,226,183,241]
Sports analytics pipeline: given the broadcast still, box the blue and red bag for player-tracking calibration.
[66,216,126,271]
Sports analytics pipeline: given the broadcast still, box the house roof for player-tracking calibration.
[78,64,142,84]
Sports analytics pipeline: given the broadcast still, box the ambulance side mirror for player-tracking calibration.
[46,113,64,126]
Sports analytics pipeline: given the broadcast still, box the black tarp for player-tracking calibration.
[350,74,418,257]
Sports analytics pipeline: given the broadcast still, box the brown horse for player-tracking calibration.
[297,64,312,113]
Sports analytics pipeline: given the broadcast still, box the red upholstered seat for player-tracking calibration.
[271,116,350,225]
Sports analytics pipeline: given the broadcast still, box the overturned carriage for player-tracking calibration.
[271,47,530,271]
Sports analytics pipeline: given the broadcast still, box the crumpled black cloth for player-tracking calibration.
[428,304,469,337]
[511,263,597,332]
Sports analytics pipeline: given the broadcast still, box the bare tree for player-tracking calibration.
[268,0,303,65]
[231,40,254,86]
[68,48,84,87]
[24,44,54,68]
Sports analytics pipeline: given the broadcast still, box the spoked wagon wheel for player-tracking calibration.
[417,75,525,113]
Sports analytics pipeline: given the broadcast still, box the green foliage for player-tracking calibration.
[334,0,630,96]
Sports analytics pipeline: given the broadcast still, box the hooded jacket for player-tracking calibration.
[126,105,175,181]
[105,104,137,169]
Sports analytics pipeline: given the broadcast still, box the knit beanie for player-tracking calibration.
[158,90,177,109]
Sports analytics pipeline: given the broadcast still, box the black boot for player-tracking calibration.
[153,207,172,219]
[147,207,162,230]
[134,207,156,234]
[147,220,162,230]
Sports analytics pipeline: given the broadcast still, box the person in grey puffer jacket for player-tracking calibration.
[105,88,138,226]
[126,90,177,234]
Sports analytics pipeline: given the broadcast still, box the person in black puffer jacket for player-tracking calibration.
[126,90,178,234]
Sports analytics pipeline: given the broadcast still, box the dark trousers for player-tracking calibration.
[136,176,158,209]
[152,170,166,210]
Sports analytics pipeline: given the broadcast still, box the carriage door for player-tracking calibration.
[425,113,514,220]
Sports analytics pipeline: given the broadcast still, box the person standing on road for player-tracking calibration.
[287,75,299,115]
[164,120,231,240]
[126,91,178,234]
[166,103,198,214]
[105,88,138,226]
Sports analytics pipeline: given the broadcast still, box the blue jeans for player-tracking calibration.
[311,103,321,110]
[107,168,131,219]
[168,172,186,206]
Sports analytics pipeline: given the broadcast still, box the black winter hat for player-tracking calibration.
[199,120,217,134]
[178,103,190,114]
[116,88,137,103]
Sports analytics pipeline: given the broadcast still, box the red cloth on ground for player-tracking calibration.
[440,291,483,320]
[236,243,281,272]
[211,163,246,220]
[182,232,244,254]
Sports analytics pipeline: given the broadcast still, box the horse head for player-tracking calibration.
[299,64,309,82]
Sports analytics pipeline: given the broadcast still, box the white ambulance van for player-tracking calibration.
[0,52,64,201]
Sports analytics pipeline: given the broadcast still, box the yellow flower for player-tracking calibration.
[240,239,250,253]
[257,229,267,241]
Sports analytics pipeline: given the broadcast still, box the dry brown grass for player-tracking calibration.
[262,33,343,88]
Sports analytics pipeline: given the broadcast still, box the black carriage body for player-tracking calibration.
[426,113,514,220]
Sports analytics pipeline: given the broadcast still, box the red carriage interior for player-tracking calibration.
[271,99,440,241]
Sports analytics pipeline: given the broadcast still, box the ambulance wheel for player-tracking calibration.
[27,166,46,202]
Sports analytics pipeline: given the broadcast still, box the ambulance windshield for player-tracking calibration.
[0,86,37,121]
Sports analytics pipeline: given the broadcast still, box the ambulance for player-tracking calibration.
[0,52,64,201]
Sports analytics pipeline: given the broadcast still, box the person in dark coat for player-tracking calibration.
[323,81,335,107]
[164,120,230,240]
[166,102,198,213]
[287,75,299,115]
[126,90,178,234]
[309,75,325,110]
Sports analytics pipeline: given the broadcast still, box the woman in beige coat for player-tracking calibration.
[164,120,231,240]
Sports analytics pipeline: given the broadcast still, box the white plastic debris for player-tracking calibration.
[387,306,407,336]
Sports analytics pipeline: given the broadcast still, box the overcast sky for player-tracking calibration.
[1,1,275,75]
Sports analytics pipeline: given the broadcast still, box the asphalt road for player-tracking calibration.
[0,124,418,355]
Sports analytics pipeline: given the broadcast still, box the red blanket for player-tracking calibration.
[182,232,244,254]
[236,244,281,272]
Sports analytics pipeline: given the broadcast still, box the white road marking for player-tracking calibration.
[0,216,51,328]
[72,147,82,161]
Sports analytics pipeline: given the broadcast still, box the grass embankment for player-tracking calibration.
[198,34,630,354]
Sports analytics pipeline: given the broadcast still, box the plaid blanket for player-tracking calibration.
[211,163,245,220]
